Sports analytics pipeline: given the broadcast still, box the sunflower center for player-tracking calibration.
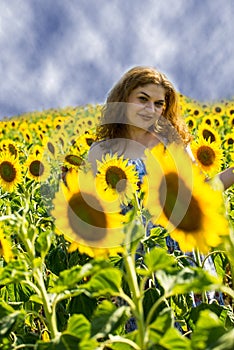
[8,144,17,156]
[29,160,44,177]
[0,161,17,182]
[215,106,222,113]
[188,120,194,128]
[196,146,215,166]
[105,166,127,193]
[159,172,202,232]
[86,138,94,146]
[68,193,107,241]
[47,142,55,155]
[202,130,215,142]
[65,154,83,167]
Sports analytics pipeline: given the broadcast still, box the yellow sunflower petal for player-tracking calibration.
[142,143,229,253]
[52,169,128,257]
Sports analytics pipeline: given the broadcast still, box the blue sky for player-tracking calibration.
[1,0,234,119]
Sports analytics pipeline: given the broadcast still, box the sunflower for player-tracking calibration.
[223,132,234,149]
[62,145,85,171]
[211,102,225,116]
[185,116,196,130]
[52,169,127,257]
[0,228,13,263]
[197,123,221,144]
[213,115,224,128]
[24,150,51,182]
[202,115,213,126]
[95,153,139,205]
[142,143,229,253]
[0,139,19,157]
[74,130,96,153]
[21,129,33,144]
[191,138,223,176]
[0,152,23,192]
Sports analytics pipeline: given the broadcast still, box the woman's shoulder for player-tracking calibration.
[88,140,106,163]
[88,139,115,173]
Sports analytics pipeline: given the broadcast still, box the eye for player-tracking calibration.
[154,101,164,108]
[138,96,148,102]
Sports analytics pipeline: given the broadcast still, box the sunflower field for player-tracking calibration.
[0,95,234,350]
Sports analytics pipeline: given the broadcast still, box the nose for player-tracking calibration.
[144,101,155,112]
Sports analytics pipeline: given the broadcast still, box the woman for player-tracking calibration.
[88,65,234,187]
[88,66,230,311]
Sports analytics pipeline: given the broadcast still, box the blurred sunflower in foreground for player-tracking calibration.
[95,153,139,205]
[191,138,224,176]
[52,169,128,257]
[142,143,229,253]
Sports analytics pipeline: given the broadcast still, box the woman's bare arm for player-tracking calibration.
[216,167,234,191]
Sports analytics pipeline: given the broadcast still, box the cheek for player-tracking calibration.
[126,103,140,119]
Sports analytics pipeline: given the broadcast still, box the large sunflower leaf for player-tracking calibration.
[190,310,232,350]
[84,267,123,297]
[36,314,97,349]
[137,246,176,276]
[156,327,191,350]
[91,299,129,338]
[156,267,222,295]
[51,258,112,293]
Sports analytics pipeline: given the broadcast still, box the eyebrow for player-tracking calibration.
[138,91,165,102]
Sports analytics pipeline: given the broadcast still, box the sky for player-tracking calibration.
[1,0,234,119]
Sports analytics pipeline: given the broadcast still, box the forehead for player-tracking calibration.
[130,84,165,98]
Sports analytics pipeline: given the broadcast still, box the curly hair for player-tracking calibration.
[95,66,192,145]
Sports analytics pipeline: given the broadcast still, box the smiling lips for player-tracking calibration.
[138,113,154,120]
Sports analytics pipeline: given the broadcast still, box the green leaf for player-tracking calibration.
[143,247,176,275]
[143,226,168,250]
[190,310,227,350]
[143,287,166,321]
[91,299,129,338]
[45,246,68,275]
[207,328,234,350]
[35,229,54,260]
[68,293,97,320]
[29,294,44,305]
[36,333,97,350]
[188,302,234,331]
[51,265,83,292]
[156,267,222,295]
[85,268,122,297]
[0,299,17,316]
[52,259,111,293]
[0,310,24,336]
[148,307,173,344]
[157,327,190,350]
[65,313,90,338]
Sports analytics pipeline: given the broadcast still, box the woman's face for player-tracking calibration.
[126,84,166,131]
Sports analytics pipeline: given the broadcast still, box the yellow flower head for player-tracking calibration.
[0,151,23,192]
[95,153,139,205]
[197,123,221,144]
[25,147,51,182]
[191,138,223,176]
[142,143,229,253]
[52,169,128,257]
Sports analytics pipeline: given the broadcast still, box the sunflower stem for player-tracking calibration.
[124,253,147,349]
[194,248,208,303]
[33,267,59,340]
